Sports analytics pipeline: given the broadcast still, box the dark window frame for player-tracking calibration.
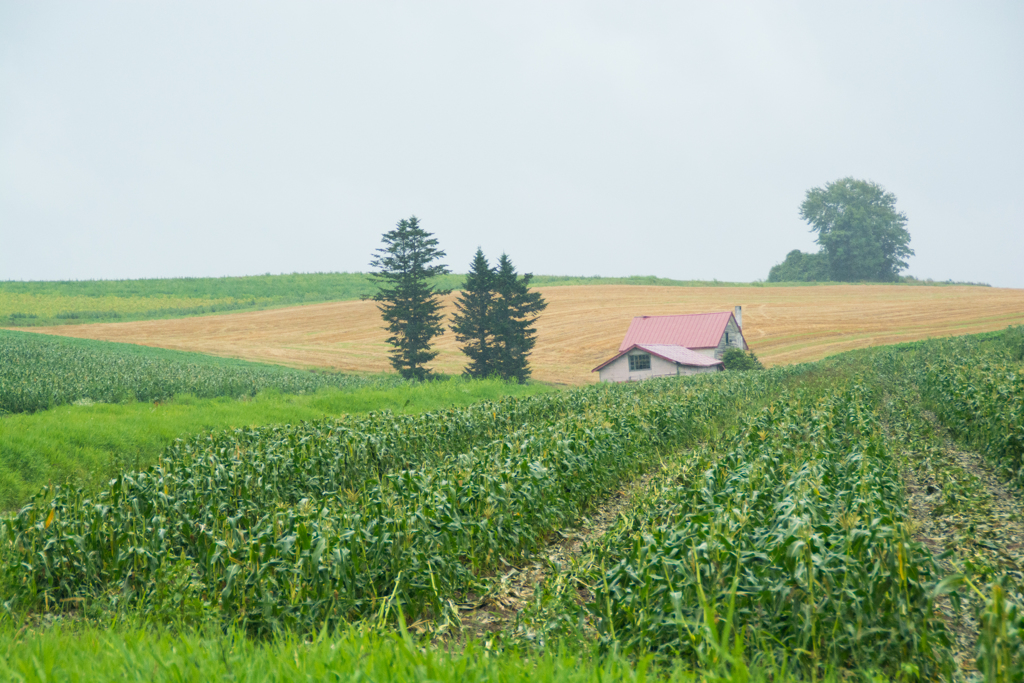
[629,353,652,371]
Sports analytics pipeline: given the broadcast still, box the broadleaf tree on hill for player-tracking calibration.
[369,216,450,380]
[449,248,496,378]
[491,253,547,383]
[767,249,830,283]
[800,177,913,282]
[768,178,913,282]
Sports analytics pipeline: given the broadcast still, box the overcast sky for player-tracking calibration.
[2,2,1022,287]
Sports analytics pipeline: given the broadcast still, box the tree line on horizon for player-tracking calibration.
[369,216,547,383]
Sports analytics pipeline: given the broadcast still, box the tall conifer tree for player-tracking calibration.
[450,249,496,378]
[369,216,450,380]
[491,253,547,383]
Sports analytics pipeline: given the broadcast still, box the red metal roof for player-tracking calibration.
[619,312,735,351]
[592,343,724,373]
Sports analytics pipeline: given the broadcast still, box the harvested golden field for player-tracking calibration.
[13,285,1024,385]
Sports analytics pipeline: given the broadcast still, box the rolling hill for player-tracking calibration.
[13,284,1024,385]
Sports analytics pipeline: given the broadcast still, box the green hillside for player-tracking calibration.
[0,272,795,328]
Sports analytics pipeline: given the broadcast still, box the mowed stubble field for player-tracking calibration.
[13,284,1024,385]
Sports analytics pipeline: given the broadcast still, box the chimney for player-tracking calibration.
[734,305,742,330]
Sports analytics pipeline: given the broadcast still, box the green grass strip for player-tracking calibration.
[0,622,861,682]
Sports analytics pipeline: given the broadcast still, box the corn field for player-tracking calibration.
[3,326,1024,678]
[0,371,790,632]
[914,337,1024,489]
[0,330,404,414]
[591,385,952,674]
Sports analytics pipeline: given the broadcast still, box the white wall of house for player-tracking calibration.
[598,351,719,383]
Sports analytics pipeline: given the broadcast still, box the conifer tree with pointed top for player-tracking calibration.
[450,248,497,378]
[369,216,450,381]
[491,253,547,383]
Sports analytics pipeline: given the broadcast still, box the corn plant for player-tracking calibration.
[0,330,406,414]
[1,369,794,636]
[590,386,954,677]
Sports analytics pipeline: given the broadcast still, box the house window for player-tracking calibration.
[725,332,730,345]
[629,353,651,371]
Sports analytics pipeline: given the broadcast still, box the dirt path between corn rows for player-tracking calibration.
[904,435,1024,674]
[448,469,659,643]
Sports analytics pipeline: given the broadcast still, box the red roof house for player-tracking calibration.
[593,307,747,383]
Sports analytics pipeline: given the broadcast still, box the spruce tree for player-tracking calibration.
[369,216,450,380]
[450,248,496,378]
[491,253,547,383]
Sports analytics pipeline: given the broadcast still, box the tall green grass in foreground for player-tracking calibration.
[0,378,552,510]
[0,624,779,683]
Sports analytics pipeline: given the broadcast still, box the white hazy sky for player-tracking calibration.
[2,2,1022,287]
